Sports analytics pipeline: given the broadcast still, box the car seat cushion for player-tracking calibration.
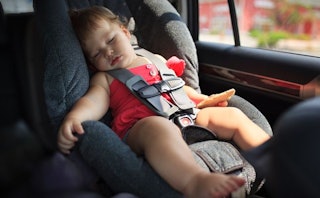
[35,0,90,127]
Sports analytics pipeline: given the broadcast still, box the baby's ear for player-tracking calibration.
[121,25,131,38]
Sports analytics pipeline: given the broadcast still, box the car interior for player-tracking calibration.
[1,0,320,197]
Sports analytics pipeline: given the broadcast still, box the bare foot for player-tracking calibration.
[183,172,245,198]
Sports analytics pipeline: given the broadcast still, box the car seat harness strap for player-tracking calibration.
[107,46,197,128]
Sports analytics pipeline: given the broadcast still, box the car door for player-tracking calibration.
[178,0,320,127]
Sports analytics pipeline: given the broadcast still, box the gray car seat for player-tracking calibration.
[34,0,272,197]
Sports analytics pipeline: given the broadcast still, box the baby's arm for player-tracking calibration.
[58,73,110,154]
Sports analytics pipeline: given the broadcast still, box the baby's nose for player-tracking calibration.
[105,47,114,57]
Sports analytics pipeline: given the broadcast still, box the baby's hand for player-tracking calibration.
[58,118,84,154]
[197,88,235,109]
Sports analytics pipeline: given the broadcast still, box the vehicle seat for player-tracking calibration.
[33,0,272,196]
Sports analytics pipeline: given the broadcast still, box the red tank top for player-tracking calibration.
[109,64,170,138]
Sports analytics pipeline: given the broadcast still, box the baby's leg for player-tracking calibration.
[126,116,245,197]
[195,107,270,150]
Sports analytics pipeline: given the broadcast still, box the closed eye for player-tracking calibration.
[107,36,115,44]
[91,51,101,60]
[90,50,101,61]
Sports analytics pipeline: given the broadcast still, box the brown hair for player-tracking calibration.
[69,6,125,71]
[69,6,123,45]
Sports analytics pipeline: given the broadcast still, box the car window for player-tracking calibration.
[0,0,33,13]
[199,0,233,43]
[199,0,320,57]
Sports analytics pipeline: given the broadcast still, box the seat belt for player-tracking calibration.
[107,46,196,119]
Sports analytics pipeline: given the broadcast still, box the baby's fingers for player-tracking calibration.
[217,101,228,107]
[57,135,75,154]
[73,122,84,135]
[61,127,78,142]
[58,142,75,154]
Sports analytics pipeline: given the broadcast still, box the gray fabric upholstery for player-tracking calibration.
[34,0,90,129]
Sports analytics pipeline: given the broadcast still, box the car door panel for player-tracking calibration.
[196,41,320,126]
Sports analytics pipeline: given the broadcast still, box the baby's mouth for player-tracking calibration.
[111,56,121,66]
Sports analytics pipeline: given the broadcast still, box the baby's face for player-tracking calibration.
[84,19,136,71]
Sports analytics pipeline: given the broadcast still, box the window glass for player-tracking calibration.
[199,0,234,44]
[199,0,320,57]
[1,0,33,13]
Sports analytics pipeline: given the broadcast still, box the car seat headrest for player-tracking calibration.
[125,0,200,91]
